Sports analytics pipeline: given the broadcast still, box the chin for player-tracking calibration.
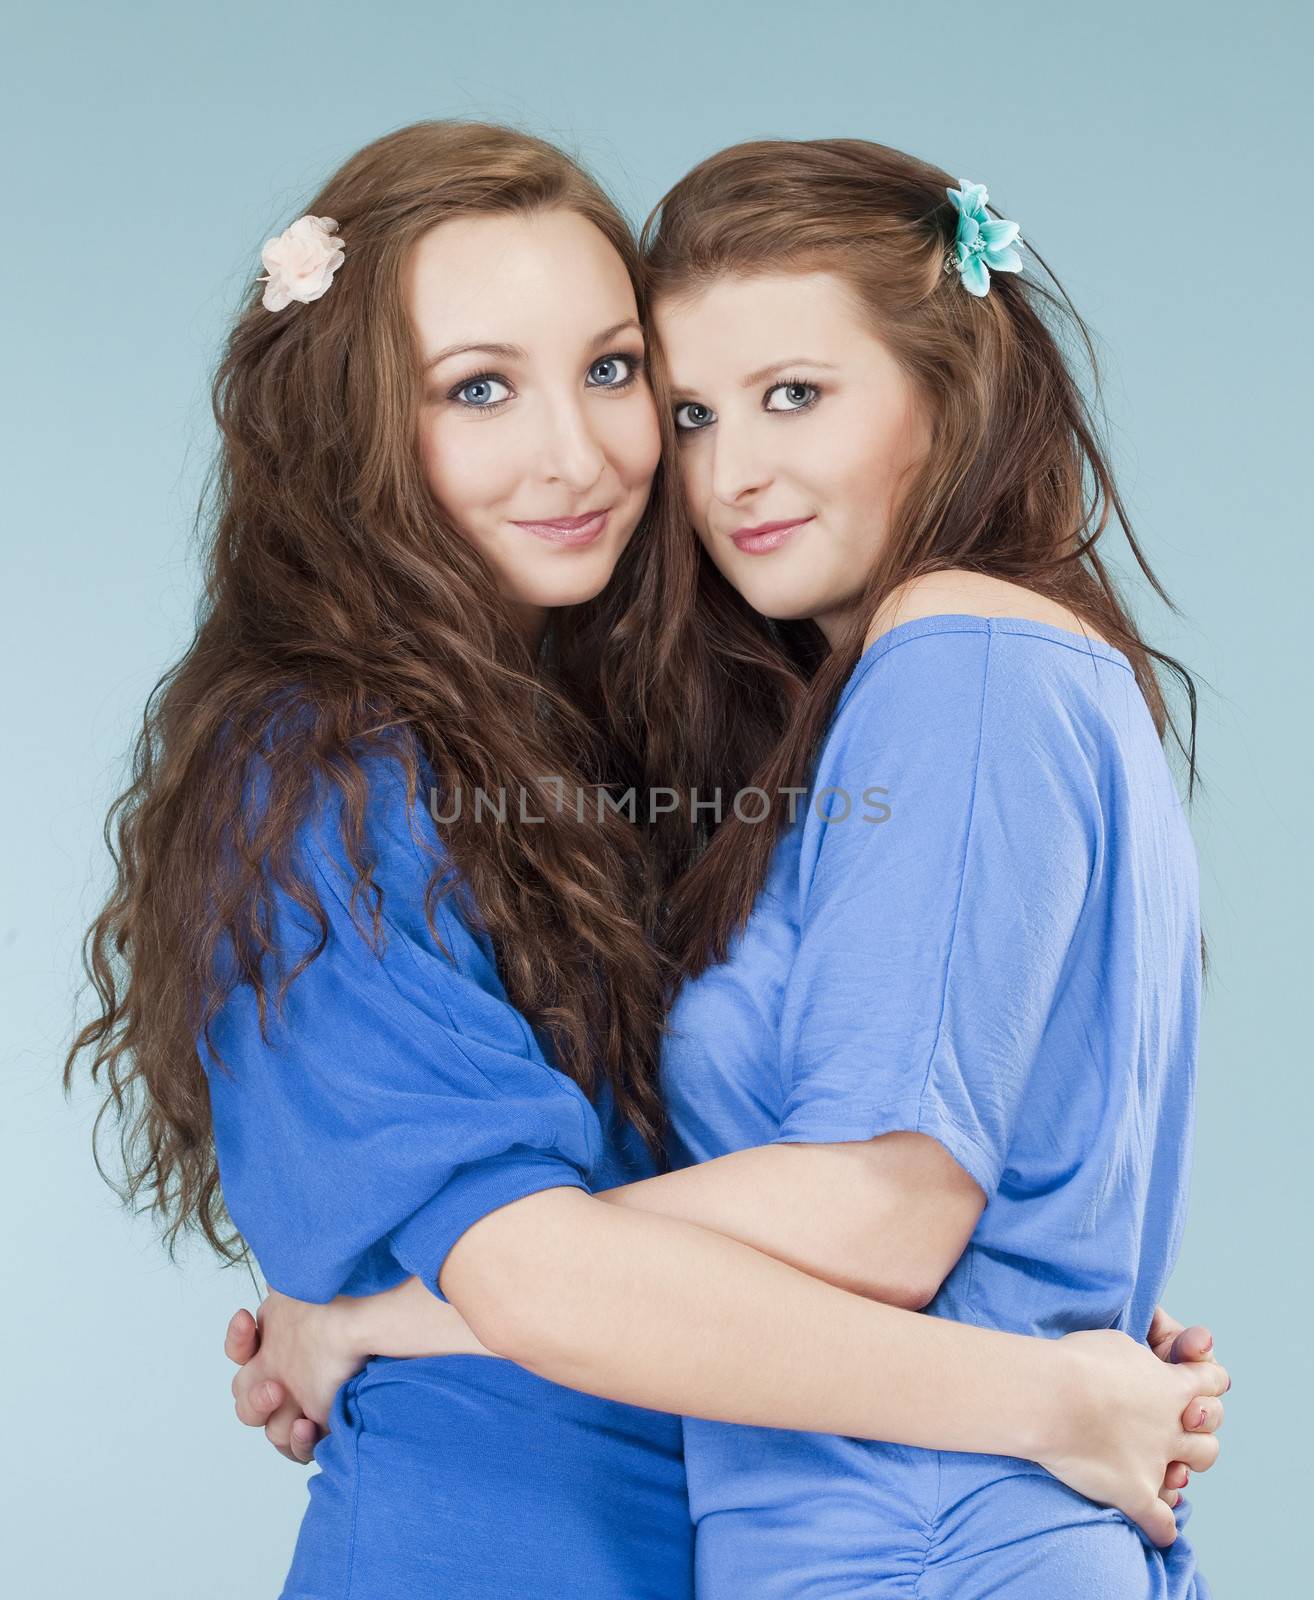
[730,573,828,625]
[516,552,621,610]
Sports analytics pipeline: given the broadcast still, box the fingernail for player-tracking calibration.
[1196,1407,1207,1428]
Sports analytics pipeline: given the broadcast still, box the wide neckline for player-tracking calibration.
[837,612,1135,713]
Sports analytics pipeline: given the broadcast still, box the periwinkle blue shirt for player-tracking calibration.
[661,616,1207,1599]
[199,735,692,1599]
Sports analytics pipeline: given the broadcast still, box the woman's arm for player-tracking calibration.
[593,1133,981,1307]
[235,1183,1225,1547]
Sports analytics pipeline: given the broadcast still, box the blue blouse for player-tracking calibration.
[199,735,692,1599]
[661,616,1207,1599]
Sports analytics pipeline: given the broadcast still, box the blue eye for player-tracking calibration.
[453,376,512,407]
[587,355,636,387]
[764,381,818,413]
[674,402,716,431]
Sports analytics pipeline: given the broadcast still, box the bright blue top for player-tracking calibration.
[661,616,1207,1599]
[200,735,692,1599]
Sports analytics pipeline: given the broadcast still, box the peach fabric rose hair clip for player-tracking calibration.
[256,214,346,311]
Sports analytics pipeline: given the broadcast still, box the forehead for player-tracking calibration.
[404,208,637,348]
[654,271,868,370]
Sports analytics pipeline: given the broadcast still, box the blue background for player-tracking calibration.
[4,1,1307,1592]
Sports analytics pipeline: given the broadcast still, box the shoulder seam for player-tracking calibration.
[837,624,992,712]
[841,616,1133,713]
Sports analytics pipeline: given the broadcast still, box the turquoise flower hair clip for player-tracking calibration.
[944,179,1024,297]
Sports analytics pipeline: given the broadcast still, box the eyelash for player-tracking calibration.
[444,350,646,416]
[769,377,822,415]
[674,377,823,436]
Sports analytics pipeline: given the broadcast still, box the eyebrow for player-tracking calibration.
[422,319,644,373]
[740,356,839,388]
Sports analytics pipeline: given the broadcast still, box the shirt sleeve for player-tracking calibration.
[200,737,601,1304]
[771,625,1099,1202]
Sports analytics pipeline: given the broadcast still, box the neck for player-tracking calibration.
[809,600,859,652]
[515,602,550,654]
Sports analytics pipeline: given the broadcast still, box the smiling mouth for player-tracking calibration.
[511,509,611,546]
[730,516,814,554]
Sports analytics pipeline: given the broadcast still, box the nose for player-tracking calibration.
[709,422,771,507]
[539,393,607,494]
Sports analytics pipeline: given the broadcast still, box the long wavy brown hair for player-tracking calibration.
[633,138,1201,984]
[64,120,688,1260]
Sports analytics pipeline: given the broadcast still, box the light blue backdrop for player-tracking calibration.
[5,1,1307,1593]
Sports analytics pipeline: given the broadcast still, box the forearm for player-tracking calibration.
[353,1188,1063,1462]
[595,1138,977,1306]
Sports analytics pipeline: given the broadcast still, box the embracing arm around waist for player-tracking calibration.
[331,1177,1224,1552]
[374,1182,1051,1456]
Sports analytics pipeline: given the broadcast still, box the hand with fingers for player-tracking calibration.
[1146,1303,1229,1510]
[1043,1319,1229,1547]
[224,1283,491,1464]
[224,1296,356,1465]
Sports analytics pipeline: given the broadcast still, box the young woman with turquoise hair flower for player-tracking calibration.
[181,128,1226,1597]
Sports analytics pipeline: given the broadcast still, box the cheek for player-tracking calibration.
[846,437,896,514]
[820,403,916,525]
[419,413,514,523]
[675,445,711,532]
[602,390,662,489]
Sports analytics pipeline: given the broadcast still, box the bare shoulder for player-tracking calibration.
[863,570,1109,652]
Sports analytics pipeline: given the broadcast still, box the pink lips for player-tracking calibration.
[730,516,814,555]
[511,508,610,547]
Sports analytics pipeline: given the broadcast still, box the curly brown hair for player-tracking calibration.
[64,120,689,1260]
